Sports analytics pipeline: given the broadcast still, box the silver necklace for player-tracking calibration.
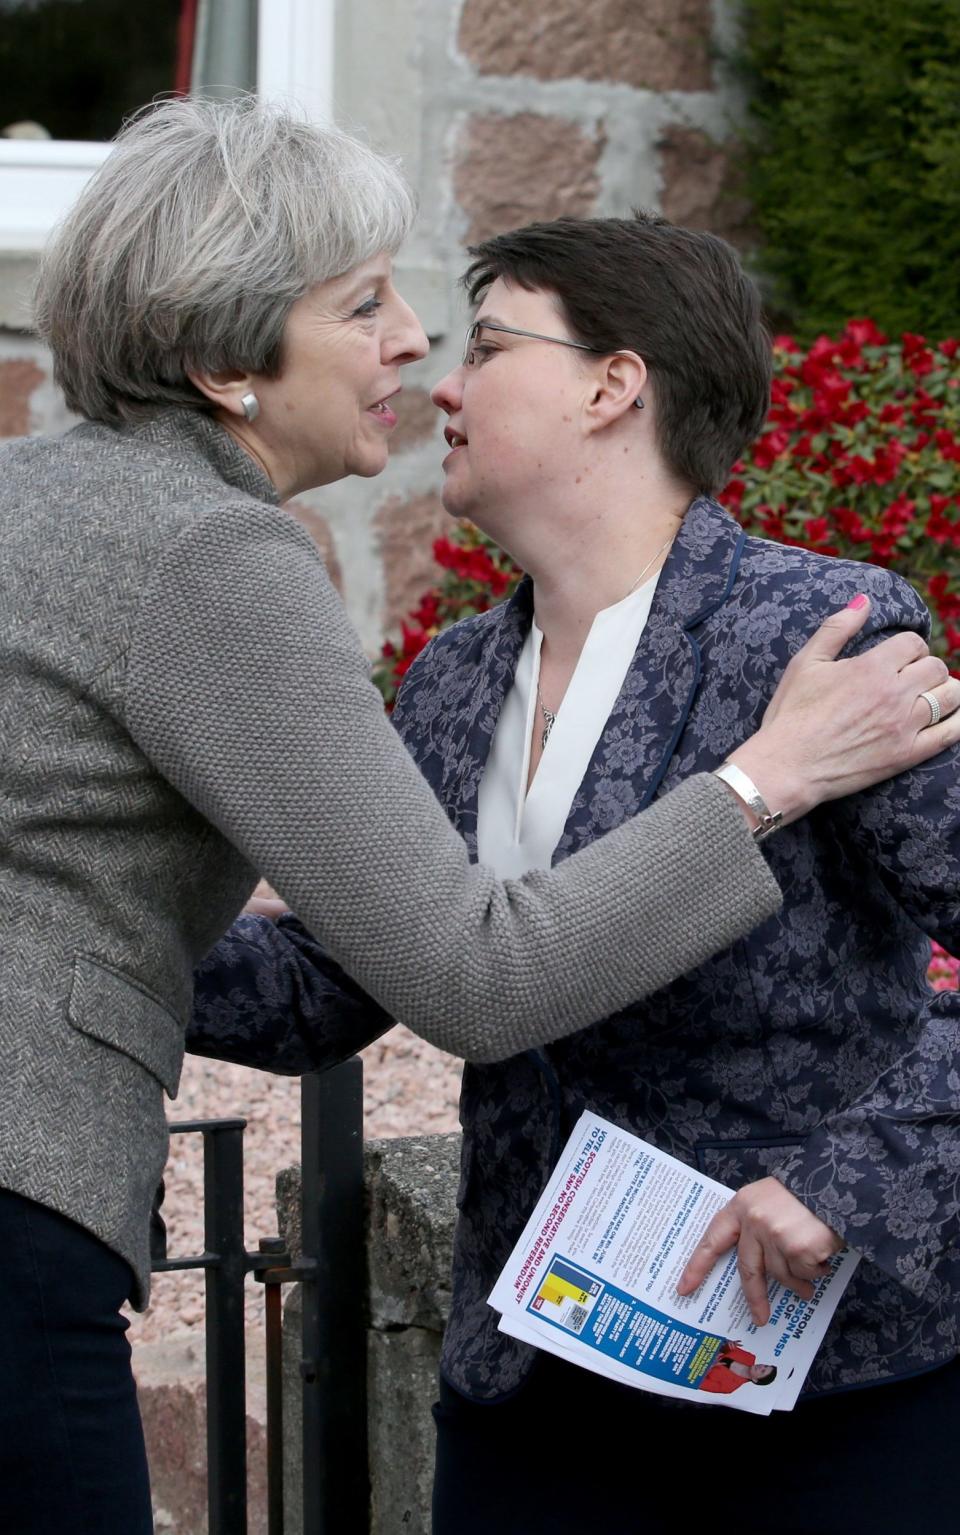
[536,533,675,751]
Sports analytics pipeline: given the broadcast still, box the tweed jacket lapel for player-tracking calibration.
[553,496,746,863]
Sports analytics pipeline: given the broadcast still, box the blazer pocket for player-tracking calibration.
[693,1137,807,1192]
[67,954,184,1099]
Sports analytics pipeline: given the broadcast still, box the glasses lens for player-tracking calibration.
[463,321,480,366]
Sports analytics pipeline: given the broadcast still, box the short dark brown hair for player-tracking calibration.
[462,212,772,495]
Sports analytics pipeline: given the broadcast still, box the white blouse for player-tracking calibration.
[477,574,661,878]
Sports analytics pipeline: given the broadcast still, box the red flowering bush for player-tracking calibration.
[718,322,960,669]
[372,324,960,985]
[373,526,521,703]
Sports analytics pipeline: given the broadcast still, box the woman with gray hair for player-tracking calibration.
[0,96,955,1530]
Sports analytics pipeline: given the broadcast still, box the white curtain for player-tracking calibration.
[191,0,258,99]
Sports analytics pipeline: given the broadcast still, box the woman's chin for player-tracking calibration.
[349,445,391,479]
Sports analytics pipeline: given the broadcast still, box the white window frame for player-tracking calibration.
[0,0,333,255]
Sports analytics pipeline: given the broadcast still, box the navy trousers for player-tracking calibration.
[0,1188,153,1535]
[433,1349,960,1534]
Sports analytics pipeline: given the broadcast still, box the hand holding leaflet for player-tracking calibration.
[677,1175,845,1326]
[487,1113,858,1416]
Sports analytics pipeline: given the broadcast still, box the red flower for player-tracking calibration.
[752,428,791,469]
[807,335,839,364]
[880,493,915,538]
[845,318,889,347]
[936,429,960,463]
[901,333,936,376]
[413,591,440,627]
[400,621,430,658]
[833,506,871,543]
[756,503,785,539]
[804,516,832,545]
[929,574,960,620]
[911,388,940,427]
[719,478,745,509]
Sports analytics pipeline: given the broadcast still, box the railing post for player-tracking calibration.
[300,1062,367,1534]
[202,1121,249,1535]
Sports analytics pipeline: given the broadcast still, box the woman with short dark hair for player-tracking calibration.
[196,211,960,1534]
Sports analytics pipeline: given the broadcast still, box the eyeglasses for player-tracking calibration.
[462,319,603,368]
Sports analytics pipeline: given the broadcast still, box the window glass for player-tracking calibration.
[0,0,256,144]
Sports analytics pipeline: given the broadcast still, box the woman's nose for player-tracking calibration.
[387,294,429,364]
[430,367,463,415]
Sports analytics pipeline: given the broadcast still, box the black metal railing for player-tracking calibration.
[152,1059,367,1535]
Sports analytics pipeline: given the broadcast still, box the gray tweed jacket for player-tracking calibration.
[0,407,780,1304]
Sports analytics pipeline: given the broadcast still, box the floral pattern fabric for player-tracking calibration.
[190,496,960,1403]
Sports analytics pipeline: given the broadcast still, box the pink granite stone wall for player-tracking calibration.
[453,113,605,246]
[458,0,713,90]
[374,490,449,633]
[0,356,44,437]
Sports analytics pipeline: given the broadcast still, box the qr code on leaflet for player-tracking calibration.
[567,1305,589,1333]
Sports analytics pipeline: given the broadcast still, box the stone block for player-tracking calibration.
[367,1328,441,1535]
[276,1162,304,1260]
[458,0,712,91]
[365,1132,460,1330]
[278,1133,461,1329]
[0,356,44,437]
[454,113,604,247]
[279,1134,461,1531]
[658,126,756,249]
[285,500,344,592]
[134,1330,268,1535]
[373,490,449,634]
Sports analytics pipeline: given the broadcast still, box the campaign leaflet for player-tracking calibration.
[487,1113,859,1416]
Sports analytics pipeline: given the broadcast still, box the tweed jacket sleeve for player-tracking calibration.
[773,584,960,1299]
[126,499,781,1062]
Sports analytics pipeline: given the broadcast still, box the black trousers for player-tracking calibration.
[0,1188,153,1535]
[433,1349,960,1535]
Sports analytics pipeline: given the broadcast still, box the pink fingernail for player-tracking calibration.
[846,594,868,610]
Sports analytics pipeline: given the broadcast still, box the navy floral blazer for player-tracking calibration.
[191,497,960,1403]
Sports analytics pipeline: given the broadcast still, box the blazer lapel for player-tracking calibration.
[554,497,746,864]
[405,578,533,858]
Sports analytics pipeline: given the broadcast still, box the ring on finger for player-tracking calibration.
[920,689,942,728]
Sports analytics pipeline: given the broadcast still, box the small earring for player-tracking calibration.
[240,391,260,423]
[634,396,645,410]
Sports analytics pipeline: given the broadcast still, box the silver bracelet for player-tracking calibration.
[713,760,784,843]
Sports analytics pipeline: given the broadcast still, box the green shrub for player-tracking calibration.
[738,0,960,338]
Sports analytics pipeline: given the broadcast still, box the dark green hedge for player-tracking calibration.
[739,0,960,338]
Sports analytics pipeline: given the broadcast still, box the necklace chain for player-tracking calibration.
[536,533,675,750]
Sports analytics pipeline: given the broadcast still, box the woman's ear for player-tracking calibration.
[186,365,256,419]
[584,350,648,432]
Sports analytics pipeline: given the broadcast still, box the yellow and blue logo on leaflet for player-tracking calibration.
[531,1257,603,1330]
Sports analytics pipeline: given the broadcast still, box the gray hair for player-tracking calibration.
[34,96,417,423]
